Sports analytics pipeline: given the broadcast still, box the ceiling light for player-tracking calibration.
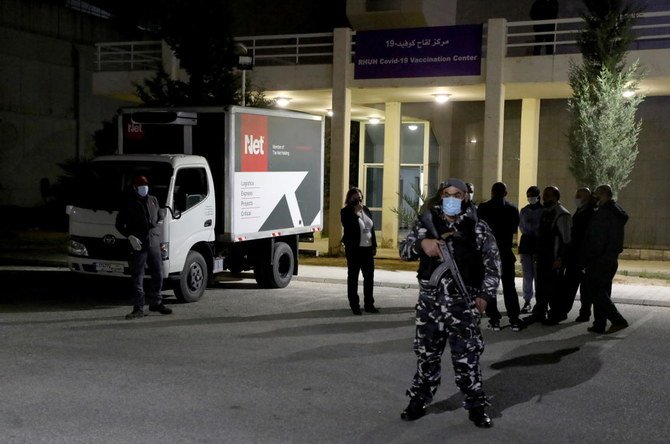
[326,109,333,117]
[433,94,450,104]
[368,117,381,125]
[275,97,291,107]
[408,124,418,131]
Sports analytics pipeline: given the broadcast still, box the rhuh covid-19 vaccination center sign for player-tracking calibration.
[354,24,483,79]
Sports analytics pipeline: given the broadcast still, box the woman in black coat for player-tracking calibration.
[340,187,378,315]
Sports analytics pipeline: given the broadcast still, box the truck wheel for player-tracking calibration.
[174,250,208,302]
[265,241,294,288]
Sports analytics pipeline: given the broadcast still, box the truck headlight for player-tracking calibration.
[69,239,89,257]
[160,242,169,260]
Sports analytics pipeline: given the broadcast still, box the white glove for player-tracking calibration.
[128,235,142,251]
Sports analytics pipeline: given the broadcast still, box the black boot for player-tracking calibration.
[468,406,493,428]
[400,399,426,421]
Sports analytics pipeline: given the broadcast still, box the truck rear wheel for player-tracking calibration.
[255,241,294,288]
[174,250,208,302]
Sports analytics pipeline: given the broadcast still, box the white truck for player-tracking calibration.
[67,106,324,302]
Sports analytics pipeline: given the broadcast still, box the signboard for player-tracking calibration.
[354,24,483,79]
[229,109,324,239]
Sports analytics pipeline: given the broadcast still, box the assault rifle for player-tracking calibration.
[419,210,472,303]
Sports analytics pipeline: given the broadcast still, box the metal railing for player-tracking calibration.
[95,40,162,71]
[234,32,336,66]
[94,11,670,71]
[506,11,670,56]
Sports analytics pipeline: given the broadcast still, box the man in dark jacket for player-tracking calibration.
[581,185,629,334]
[563,187,595,322]
[477,182,522,331]
[399,178,500,428]
[115,175,172,319]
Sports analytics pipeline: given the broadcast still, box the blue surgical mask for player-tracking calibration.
[136,185,149,197]
[442,197,462,216]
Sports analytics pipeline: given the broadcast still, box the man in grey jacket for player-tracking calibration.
[115,175,173,320]
[525,186,571,325]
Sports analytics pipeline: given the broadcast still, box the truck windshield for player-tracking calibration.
[71,161,173,211]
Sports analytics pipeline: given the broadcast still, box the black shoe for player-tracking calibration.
[575,314,590,322]
[587,326,606,334]
[468,406,493,428]
[520,301,532,314]
[509,320,524,332]
[149,304,173,315]
[522,314,545,326]
[606,321,629,334]
[487,320,501,331]
[542,313,567,326]
[401,399,426,421]
[364,305,379,314]
[125,309,145,320]
[351,306,362,315]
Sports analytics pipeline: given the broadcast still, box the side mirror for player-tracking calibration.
[161,205,181,220]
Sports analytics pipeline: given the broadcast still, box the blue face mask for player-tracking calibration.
[136,185,149,197]
[442,196,462,216]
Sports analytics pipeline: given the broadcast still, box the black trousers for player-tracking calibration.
[533,24,556,55]
[582,259,626,329]
[128,244,163,310]
[486,250,520,322]
[345,245,375,309]
[562,264,591,317]
[533,256,564,319]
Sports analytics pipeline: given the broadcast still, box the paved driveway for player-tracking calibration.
[1,267,670,443]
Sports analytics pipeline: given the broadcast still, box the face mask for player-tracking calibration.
[136,185,149,197]
[528,196,539,205]
[574,198,583,209]
[442,197,463,216]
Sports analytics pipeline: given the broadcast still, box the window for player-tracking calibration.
[174,168,208,213]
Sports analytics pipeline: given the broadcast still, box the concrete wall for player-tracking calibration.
[447,96,670,250]
[0,25,132,207]
[0,0,139,43]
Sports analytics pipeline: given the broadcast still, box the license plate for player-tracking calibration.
[95,263,124,273]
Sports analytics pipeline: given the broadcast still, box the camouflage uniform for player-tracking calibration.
[400,207,500,410]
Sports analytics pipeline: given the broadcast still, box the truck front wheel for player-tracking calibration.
[255,241,294,289]
[174,250,208,302]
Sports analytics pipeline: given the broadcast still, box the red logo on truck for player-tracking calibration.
[241,114,268,172]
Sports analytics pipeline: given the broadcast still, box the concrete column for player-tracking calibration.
[482,18,507,191]
[328,28,353,255]
[381,101,401,248]
[518,98,540,209]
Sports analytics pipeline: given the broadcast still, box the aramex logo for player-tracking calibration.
[244,134,265,155]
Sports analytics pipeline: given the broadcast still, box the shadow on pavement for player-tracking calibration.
[430,334,603,418]
[0,269,259,313]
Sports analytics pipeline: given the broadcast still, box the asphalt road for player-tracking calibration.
[1,266,670,443]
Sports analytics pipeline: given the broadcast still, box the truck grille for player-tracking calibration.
[73,235,130,261]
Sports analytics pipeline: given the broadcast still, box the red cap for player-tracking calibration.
[133,175,149,186]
